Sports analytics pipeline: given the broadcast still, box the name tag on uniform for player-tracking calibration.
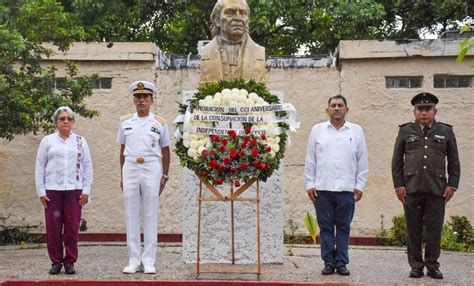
[151,127,160,135]
[434,134,445,139]
[125,127,132,130]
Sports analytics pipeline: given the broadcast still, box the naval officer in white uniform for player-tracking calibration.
[117,81,170,274]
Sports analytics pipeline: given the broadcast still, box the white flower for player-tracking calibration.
[248,92,259,101]
[221,89,231,97]
[205,141,213,149]
[187,148,197,157]
[204,95,213,102]
[222,94,231,105]
[272,144,280,152]
[269,150,276,158]
[214,92,222,101]
[239,89,249,97]
[190,140,199,148]
[231,88,240,97]
[183,139,190,148]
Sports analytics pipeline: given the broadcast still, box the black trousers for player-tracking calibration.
[404,192,445,270]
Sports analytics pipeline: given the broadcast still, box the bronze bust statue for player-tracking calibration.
[200,0,266,85]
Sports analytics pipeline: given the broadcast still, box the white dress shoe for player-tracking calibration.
[143,265,156,274]
[122,265,141,274]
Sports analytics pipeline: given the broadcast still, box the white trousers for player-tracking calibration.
[122,160,161,267]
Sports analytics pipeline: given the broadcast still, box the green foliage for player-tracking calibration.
[62,0,472,55]
[441,215,473,252]
[456,26,474,67]
[304,211,317,244]
[0,226,42,245]
[284,218,306,256]
[380,0,473,39]
[0,0,98,140]
[376,214,391,246]
[389,214,408,246]
[376,213,407,246]
[377,214,473,252]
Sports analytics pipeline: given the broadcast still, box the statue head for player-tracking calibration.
[210,0,250,41]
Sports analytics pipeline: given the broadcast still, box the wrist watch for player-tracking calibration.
[162,174,169,180]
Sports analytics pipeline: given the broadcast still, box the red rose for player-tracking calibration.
[266,146,272,152]
[241,143,247,149]
[218,165,225,172]
[200,170,207,177]
[261,134,267,140]
[231,167,238,174]
[202,150,209,157]
[229,149,238,158]
[244,126,251,134]
[240,163,248,171]
[211,150,217,157]
[223,157,231,165]
[250,139,257,146]
[243,136,250,143]
[221,138,228,145]
[260,163,268,170]
[211,135,221,142]
[251,149,259,157]
[208,160,217,169]
[234,181,241,187]
[239,151,246,157]
[253,160,260,168]
[215,178,223,185]
[228,130,237,140]
[219,146,226,152]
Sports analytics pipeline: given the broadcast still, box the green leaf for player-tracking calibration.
[304,211,318,244]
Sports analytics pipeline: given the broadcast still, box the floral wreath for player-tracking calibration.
[175,79,290,187]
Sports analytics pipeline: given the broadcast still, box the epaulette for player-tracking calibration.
[439,122,452,127]
[120,114,133,121]
[155,114,167,125]
[398,122,410,128]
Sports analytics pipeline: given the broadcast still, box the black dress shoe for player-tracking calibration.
[336,266,350,276]
[409,268,424,278]
[64,263,76,275]
[321,265,335,275]
[427,268,443,279]
[49,264,62,275]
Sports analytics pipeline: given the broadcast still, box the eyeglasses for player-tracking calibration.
[58,116,74,122]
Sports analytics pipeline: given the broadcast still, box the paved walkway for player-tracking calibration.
[0,243,473,285]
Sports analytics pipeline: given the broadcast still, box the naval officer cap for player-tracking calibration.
[411,92,438,107]
[128,81,157,97]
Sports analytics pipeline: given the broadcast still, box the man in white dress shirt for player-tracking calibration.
[304,95,368,276]
[117,81,170,274]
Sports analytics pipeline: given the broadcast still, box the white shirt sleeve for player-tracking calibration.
[35,137,48,197]
[160,124,170,148]
[81,138,93,196]
[304,126,317,191]
[355,126,369,191]
[116,121,125,144]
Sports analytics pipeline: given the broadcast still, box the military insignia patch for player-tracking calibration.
[434,134,445,139]
[151,127,160,135]
[137,82,145,90]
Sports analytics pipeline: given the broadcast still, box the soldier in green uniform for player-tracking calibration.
[391,92,460,280]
